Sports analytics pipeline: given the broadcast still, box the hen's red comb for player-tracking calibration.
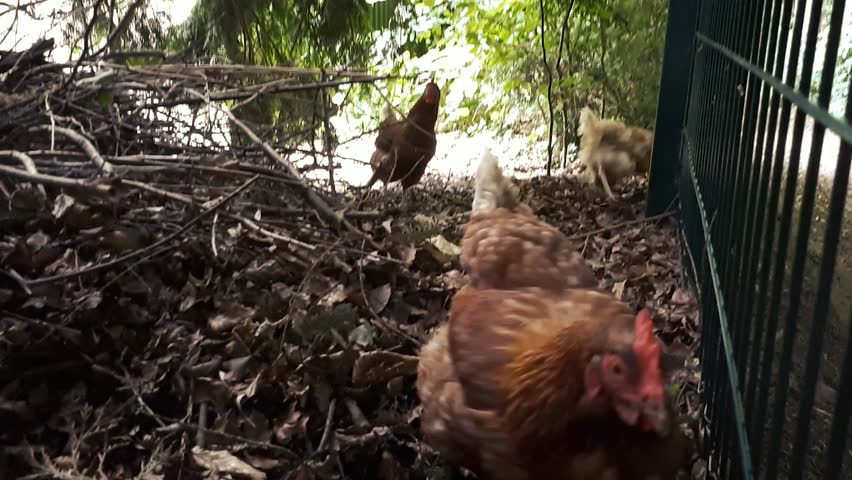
[634,309,663,398]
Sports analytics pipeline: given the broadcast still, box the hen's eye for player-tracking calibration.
[602,356,625,378]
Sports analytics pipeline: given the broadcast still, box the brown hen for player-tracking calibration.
[416,148,690,480]
[363,81,441,193]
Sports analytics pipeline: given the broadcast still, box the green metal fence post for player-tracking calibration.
[646,0,700,216]
[660,0,852,476]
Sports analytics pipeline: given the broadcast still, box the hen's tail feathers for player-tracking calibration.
[472,147,519,214]
[578,106,599,137]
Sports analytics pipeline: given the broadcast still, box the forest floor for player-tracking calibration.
[0,135,704,479]
[0,40,707,480]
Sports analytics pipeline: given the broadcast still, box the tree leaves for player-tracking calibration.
[386,0,667,140]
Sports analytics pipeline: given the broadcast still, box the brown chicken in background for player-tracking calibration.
[416,148,690,479]
[362,81,441,195]
[577,106,655,199]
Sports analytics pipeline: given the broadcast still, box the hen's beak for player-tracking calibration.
[613,400,640,426]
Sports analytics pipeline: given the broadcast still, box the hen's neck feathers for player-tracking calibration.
[499,315,629,444]
[406,96,439,130]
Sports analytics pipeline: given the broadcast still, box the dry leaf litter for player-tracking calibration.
[0,40,702,479]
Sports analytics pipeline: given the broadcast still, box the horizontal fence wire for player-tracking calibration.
[655,0,852,478]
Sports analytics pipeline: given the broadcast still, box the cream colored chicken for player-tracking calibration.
[576,107,654,199]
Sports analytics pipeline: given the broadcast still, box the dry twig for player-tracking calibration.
[25,175,259,287]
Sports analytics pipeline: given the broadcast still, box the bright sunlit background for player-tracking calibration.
[0,0,548,189]
[3,0,851,186]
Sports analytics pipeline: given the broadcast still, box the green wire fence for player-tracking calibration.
[649,0,852,479]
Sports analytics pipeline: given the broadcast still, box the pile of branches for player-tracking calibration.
[0,39,462,479]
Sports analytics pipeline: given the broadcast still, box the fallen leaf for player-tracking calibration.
[100,226,150,252]
[428,234,461,257]
[228,223,244,238]
[595,212,613,227]
[317,283,347,307]
[221,356,252,382]
[295,304,359,341]
[191,446,266,480]
[413,213,437,225]
[76,291,103,310]
[439,269,466,289]
[671,288,692,305]
[179,282,199,312]
[626,264,650,280]
[26,232,49,251]
[138,475,164,480]
[392,244,417,265]
[284,465,316,480]
[335,425,390,448]
[52,193,76,219]
[348,324,375,348]
[352,351,419,387]
[366,284,392,313]
[244,454,287,471]
[209,304,257,333]
[275,409,309,443]
[612,280,626,300]
[30,245,63,270]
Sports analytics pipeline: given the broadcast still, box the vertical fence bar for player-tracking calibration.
[657,0,852,477]
[707,0,733,460]
[763,0,828,476]
[787,2,847,479]
[751,0,811,468]
[696,0,721,188]
[647,0,699,216]
[686,154,755,478]
[714,2,758,471]
[742,0,795,429]
[825,306,852,480]
[684,0,714,456]
[696,3,724,458]
[822,74,852,480]
[702,0,721,205]
[739,1,790,430]
[707,0,734,214]
[728,0,762,344]
[729,7,780,376]
[729,2,774,418]
[727,0,769,372]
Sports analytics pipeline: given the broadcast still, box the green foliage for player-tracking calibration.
[164,0,376,67]
[399,0,668,140]
[62,0,170,55]
[58,0,669,150]
[333,0,665,155]
[159,0,391,145]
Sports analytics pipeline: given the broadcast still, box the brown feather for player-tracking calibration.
[463,149,597,291]
[415,149,691,480]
